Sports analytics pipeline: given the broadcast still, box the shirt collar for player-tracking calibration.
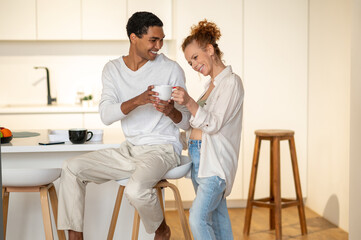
[204,65,232,88]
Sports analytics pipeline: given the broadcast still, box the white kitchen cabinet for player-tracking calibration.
[82,0,127,40]
[0,0,173,41]
[0,0,36,40]
[37,0,81,40]
[127,0,173,39]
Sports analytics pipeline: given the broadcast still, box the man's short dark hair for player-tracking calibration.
[126,11,163,39]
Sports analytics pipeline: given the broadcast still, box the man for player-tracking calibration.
[57,12,190,240]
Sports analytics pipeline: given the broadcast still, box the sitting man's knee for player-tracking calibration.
[125,182,143,201]
[64,158,79,173]
[64,156,88,175]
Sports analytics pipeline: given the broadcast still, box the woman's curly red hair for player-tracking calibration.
[182,19,223,60]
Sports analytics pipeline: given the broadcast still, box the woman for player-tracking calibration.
[172,20,244,239]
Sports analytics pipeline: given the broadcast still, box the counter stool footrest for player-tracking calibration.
[252,201,275,208]
[252,198,301,209]
[253,197,271,202]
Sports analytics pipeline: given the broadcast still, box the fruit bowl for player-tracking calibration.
[1,135,13,144]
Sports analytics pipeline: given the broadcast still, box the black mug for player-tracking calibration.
[69,128,93,144]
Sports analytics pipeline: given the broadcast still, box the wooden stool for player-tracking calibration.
[2,183,65,240]
[2,168,65,240]
[107,156,192,240]
[243,130,307,240]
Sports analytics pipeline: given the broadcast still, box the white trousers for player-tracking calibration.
[57,141,179,233]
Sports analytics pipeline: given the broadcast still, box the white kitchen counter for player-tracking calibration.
[2,129,120,153]
[0,104,98,114]
[1,129,154,240]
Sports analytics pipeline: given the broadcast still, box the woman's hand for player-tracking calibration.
[172,86,199,117]
[172,87,191,105]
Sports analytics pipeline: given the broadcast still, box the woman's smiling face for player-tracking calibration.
[184,40,213,76]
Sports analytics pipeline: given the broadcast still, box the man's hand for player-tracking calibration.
[153,99,175,116]
[153,99,182,124]
[121,85,157,115]
[135,85,157,106]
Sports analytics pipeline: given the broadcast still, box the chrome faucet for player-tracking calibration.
[34,66,57,105]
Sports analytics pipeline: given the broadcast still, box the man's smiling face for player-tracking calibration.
[134,26,165,61]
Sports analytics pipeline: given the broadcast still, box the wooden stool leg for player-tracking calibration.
[40,187,54,240]
[48,185,66,240]
[289,137,308,235]
[131,209,140,240]
[271,138,282,240]
[107,185,125,240]
[2,188,9,240]
[243,136,261,235]
[165,182,192,240]
[156,187,165,215]
[270,140,275,230]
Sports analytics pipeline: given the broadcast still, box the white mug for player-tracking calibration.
[153,85,173,101]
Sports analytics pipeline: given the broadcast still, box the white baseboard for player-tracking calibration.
[165,198,307,210]
[165,199,247,210]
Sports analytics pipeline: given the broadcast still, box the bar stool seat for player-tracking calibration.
[243,129,307,240]
[107,155,192,240]
[2,168,65,240]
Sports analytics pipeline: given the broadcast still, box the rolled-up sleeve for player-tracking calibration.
[171,63,191,131]
[174,102,191,130]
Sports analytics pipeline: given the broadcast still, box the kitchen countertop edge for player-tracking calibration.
[2,143,121,153]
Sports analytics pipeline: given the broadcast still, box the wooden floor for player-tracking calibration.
[165,207,348,240]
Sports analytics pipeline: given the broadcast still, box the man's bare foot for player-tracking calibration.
[154,219,171,240]
[69,230,83,240]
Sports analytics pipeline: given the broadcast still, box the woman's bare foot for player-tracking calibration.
[154,219,171,240]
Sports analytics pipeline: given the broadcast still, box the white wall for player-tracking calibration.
[349,0,361,238]
[308,0,351,231]
[243,0,308,200]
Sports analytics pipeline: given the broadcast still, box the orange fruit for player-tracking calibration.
[0,128,12,137]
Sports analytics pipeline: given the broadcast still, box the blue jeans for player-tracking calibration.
[188,140,233,240]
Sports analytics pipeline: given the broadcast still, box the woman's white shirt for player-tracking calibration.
[187,66,244,197]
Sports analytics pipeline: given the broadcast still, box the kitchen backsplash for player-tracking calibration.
[0,41,172,106]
